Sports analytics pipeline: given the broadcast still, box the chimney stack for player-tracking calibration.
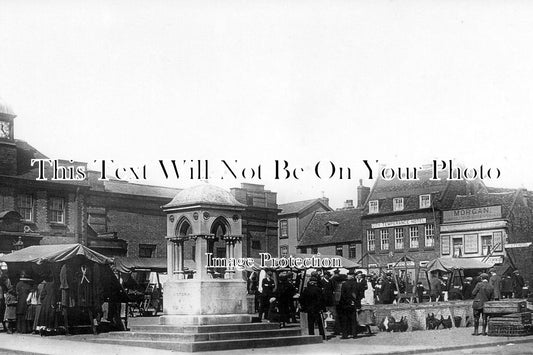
[357,179,370,208]
[343,200,354,209]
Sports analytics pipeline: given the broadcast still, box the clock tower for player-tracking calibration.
[0,97,17,175]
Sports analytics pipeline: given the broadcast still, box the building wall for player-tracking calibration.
[106,209,167,258]
[361,210,440,267]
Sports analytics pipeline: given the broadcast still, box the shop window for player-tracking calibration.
[481,235,492,256]
[393,198,404,211]
[452,237,463,257]
[280,220,288,238]
[18,194,34,221]
[367,230,375,251]
[425,224,435,248]
[336,245,343,257]
[369,200,379,214]
[312,247,318,254]
[349,244,357,259]
[50,197,65,224]
[419,194,431,208]
[139,244,156,258]
[409,226,419,248]
[252,240,261,250]
[395,228,404,250]
[300,247,307,254]
[380,229,389,250]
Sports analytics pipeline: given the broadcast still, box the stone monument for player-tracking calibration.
[160,184,250,325]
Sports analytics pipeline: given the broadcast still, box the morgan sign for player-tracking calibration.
[443,206,502,223]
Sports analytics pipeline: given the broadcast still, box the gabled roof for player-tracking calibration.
[450,190,518,218]
[298,208,362,247]
[278,198,331,216]
[362,167,484,214]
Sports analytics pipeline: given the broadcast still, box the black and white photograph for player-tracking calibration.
[1,1,533,354]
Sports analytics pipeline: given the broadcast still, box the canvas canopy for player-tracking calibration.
[426,257,489,273]
[114,257,195,274]
[0,244,113,265]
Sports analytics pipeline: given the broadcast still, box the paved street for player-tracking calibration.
[0,326,532,355]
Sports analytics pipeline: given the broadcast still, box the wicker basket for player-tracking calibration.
[487,322,532,337]
[502,312,532,324]
[484,300,526,315]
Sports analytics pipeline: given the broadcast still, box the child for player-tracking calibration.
[4,287,17,334]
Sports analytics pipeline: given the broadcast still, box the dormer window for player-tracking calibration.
[393,198,404,211]
[419,194,431,208]
[325,221,339,235]
[369,200,379,214]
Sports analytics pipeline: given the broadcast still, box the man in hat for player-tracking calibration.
[512,270,525,298]
[258,270,275,321]
[462,277,474,300]
[299,274,326,339]
[429,272,443,302]
[339,269,359,339]
[489,270,502,301]
[15,271,33,333]
[471,273,494,336]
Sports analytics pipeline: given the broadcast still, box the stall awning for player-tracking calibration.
[426,257,489,273]
[0,243,113,265]
[113,257,195,274]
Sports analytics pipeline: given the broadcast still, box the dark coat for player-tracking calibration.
[472,280,494,310]
[379,278,394,304]
[299,281,325,313]
[489,274,502,299]
[15,280,32,315]
[321,278,336,307]
[276,279,296,322]
[512,273,525,296]
[462,282,474,300]
[339,278,359,310]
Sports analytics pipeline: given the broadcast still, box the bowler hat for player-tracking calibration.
[347,269,356,275]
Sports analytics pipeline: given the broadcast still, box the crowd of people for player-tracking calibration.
[247,267,530,340]
[0,270,58,334]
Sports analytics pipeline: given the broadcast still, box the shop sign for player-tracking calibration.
[371,218,426,229]
[505,242,532,249]
[443,206,501,223]
[484,256,504,265]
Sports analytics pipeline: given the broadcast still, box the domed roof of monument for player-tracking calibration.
[0,97,16,117]
[163,184,244,209]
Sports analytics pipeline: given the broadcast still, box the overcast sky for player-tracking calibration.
[2,0,533,208]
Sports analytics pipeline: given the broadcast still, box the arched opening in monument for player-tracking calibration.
[176,218,192,238]
[209,217,230,277]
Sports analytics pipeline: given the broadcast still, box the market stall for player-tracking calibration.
[0,243,128,335]
[113,257,194,316]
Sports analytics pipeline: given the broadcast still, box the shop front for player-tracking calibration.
[440,205,506,265]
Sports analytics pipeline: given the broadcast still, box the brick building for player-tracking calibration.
[359,167,485,274]
[230,183,279,258]
[440,188,533,284]
[278,197,331,256]
[0,99,88,253]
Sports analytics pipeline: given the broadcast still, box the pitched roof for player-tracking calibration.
[278,198,331,216]
[450,191,518,218]
[298,208,362,247]
[103,180,181,199]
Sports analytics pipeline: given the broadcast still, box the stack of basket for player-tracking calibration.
[484,300,532,337]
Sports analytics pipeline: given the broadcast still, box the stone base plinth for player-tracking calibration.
[159,314,252,325]
[163,279,248,319]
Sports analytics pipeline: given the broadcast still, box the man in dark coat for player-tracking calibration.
[379,274,394,305]
[501,275,513,299]
[462,277,474,300]
[16,272,33,334]
[489,271,502,300]
[512,270,525,298]
[339,270,358,339]
[299,276,325,339]
[429,272,443,302]
[259,271,275,321]
[471,273,494,336]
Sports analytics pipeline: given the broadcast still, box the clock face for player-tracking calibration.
[0,121,10,139]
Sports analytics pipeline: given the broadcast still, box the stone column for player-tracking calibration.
[176,239,185,279]
[233,236,243,280]
[167,239,175,279]
[224,238,233,279]
[195,236,209,280]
